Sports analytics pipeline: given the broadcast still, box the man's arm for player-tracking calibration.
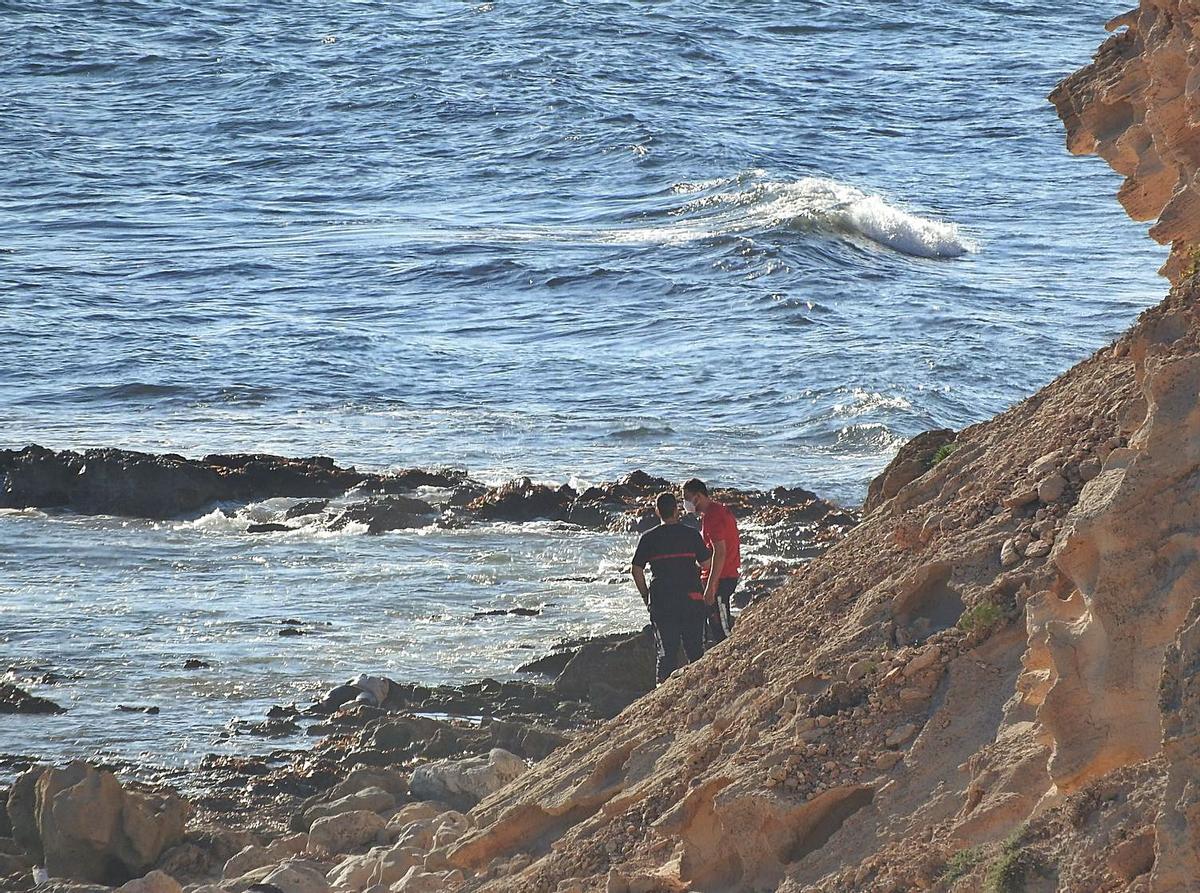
[631,564,650,606]
[704,541,726,604]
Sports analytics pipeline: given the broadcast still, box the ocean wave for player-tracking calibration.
[602,174,975,259]
[832,388,914,417]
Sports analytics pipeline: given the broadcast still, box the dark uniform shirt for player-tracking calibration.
[632,522,710,613]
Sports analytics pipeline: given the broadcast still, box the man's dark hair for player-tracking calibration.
[655,491,678,518]
[682,478,708,496]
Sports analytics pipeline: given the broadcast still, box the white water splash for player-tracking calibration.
[603,174,976,259]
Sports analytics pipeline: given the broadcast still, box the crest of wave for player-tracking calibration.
[611,175,975,259]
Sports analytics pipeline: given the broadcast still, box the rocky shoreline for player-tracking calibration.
[0,449,868,892]
[0,446,856,541]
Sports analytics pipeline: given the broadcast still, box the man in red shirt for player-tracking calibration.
[682,478,740,645]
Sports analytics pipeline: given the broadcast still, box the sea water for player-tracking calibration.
[0,0,1165,769]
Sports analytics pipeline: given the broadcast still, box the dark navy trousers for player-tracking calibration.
[650,602,706,683]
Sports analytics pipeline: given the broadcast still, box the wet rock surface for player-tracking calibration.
[0,683,66,715]
[0,447,859,549]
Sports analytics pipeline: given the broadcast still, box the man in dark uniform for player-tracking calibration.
[631,491,711,684]
[682,478,741,646]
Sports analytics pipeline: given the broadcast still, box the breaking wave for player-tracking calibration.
[600,172,976,259]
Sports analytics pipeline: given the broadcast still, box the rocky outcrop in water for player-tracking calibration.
[0,446,379,519]
[0,446,856,553]
[0,683,66,715]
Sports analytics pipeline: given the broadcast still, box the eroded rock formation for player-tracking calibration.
[1051,0,1200,282]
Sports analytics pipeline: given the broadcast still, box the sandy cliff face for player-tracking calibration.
[1051,0,1200,282]
[433,6,1200,891]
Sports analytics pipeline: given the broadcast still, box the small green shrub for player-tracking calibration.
[984,829,1028,893]
[930,442,959,467]
[1184,243,1200,283]
[958,600,1003,634]
[940,846,983,883]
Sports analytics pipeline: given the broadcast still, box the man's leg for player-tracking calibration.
[652,611,684,684]
[718,577,737,634]
[705,578,737,646]
[681,601,706,664]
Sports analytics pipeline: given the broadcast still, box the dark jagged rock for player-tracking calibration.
[472,607,541,618]
[246,522,293,534]
[468,476,575,523]
[380,678,589,725]
[516,630,646,679]
[0,446,369,519]
[201,452,366,501]
[182,659,211,670]
[304,713,569,787]
[0,446,223,518]
[225,717,301,738]
[0,684,65,715]
[326,494,436,534]
[553,628,657,718]
[353,467,469,492]
[306,675,593,728]
[283,499,328,519]
[1,450,859,570]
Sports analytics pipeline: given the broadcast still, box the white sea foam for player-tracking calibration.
[602,175,976,259]
[178,508,244,534]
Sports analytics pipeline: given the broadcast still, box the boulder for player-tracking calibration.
[302,787,395,830]
[324,847,384,889]
[409,750,527,810]
[863,429,956,513]
[390,867,447,892]
[373,845,426,886]
[258,860,330,893]
[116,870,183,893]
[0,446,376,519]
[553,629,655,717]
[222,835,306,880]
[307,811,386,856]
[1037,472,1068,503]
[7,762,188,885]
[327,497,435,534]
[467,477,573,522]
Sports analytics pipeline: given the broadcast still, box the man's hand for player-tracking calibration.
[631,565,650,608]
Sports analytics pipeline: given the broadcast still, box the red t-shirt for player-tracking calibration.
[700,501,740,580]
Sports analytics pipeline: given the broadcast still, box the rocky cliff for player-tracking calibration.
[1051,0,1200,284]
[430,5,1200,890]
